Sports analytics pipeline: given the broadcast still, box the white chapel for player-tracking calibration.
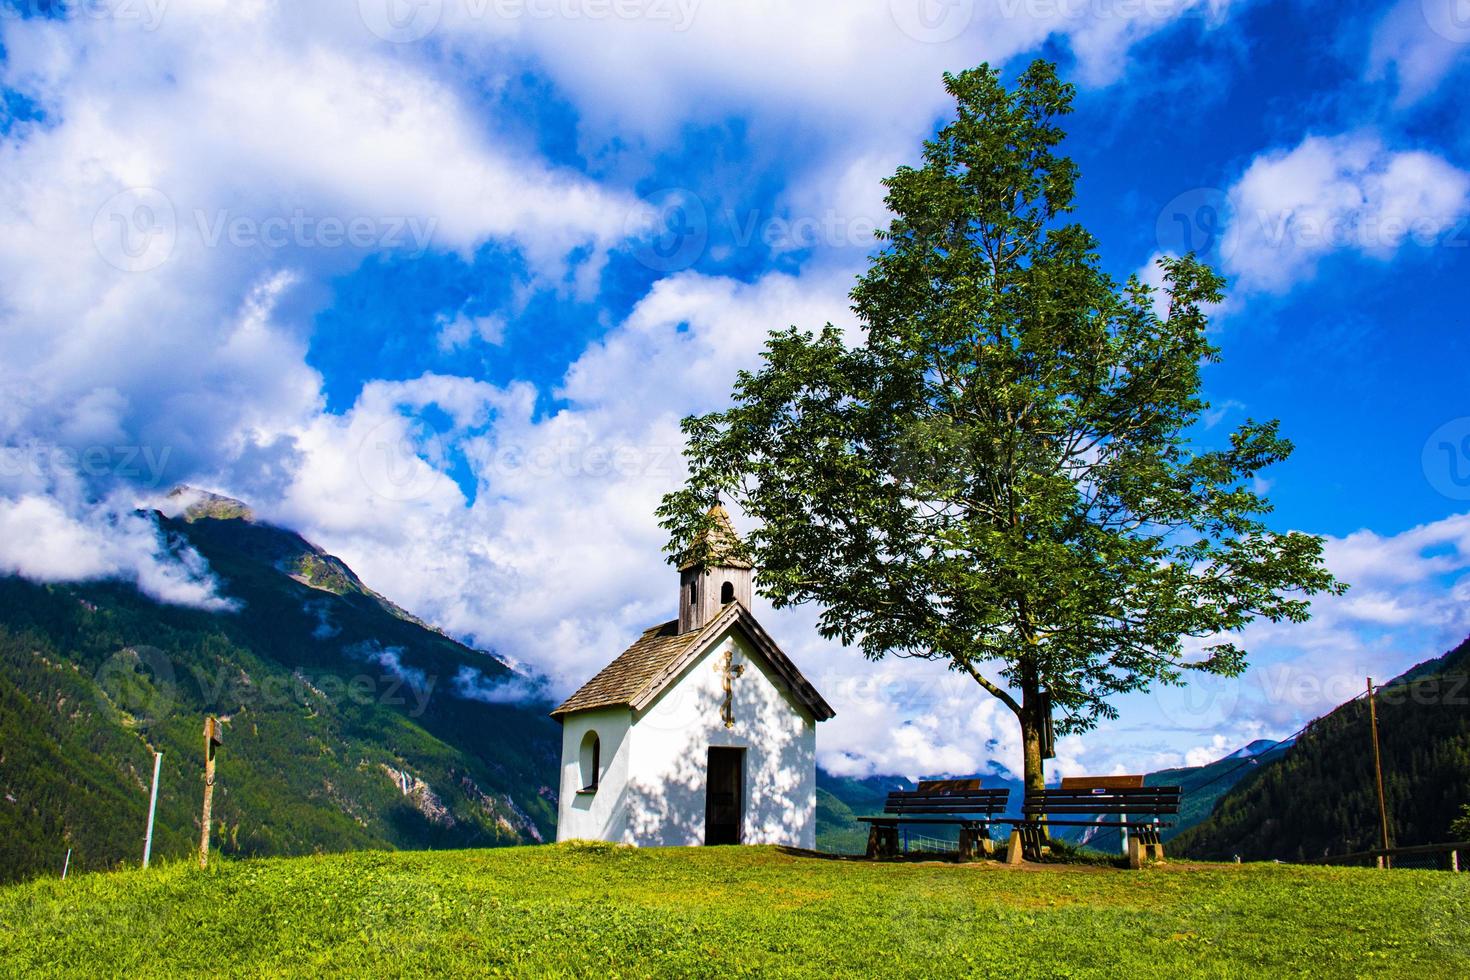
[552,504,834,848]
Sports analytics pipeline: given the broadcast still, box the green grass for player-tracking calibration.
[2,845,1466,978]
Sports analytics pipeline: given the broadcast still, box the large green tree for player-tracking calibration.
[658,61,1343,791]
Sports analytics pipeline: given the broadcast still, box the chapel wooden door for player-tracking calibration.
[705,747,745,845]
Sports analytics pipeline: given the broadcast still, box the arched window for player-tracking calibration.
[579,730,601,792]
[721,581,735,604]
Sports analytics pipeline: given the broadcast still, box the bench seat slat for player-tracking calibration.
[856,816,1002,824]
[885,793,1007,803]
[1010,818,1175,828]
[1025,789,1179,801]
[1023,804,1180,811]
[887,799,1007,808]
[887,799,1009,808]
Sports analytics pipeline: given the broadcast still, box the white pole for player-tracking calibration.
[61,849,71,880]
[143,751,163,868]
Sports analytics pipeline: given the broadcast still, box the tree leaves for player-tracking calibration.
[659,60,1344,788]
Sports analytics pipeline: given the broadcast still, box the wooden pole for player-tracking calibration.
[143,751,162,869]
[199,717,221,869]
[1366,678,1392,868]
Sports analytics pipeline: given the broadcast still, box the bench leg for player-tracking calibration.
[1016,824,1049,861]
[867,824,899,859]
[1127,836,1143,870]
[1005,830,1025,865]
[866,824,898,859]
[957,826,994,862]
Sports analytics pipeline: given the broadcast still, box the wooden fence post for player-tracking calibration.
[1366,678,1392,868]
[198,717,222,869]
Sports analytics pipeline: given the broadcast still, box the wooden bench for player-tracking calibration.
[856,779,1009,860]
[1007,776,1182,868]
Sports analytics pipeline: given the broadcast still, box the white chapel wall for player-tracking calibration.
[555,706,633,842]
[623,625,817,848]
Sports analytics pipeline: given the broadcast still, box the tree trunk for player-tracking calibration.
[1020,714,1046,793]
[1019,664,1046,793]
[1019,683,1047,846]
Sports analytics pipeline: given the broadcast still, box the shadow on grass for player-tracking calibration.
[782,840,1134,869]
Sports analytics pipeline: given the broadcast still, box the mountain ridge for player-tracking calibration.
[1172,635,1470,861]
[0,498,560,884]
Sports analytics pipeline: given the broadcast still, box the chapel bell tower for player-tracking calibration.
[678,503,753,634]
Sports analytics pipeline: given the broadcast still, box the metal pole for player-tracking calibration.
[143,751,162,868]
[1366,678,1392,867]
[61,849,71,880]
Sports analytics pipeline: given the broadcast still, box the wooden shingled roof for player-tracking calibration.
[551,602,834,722]
[550,619,693,718]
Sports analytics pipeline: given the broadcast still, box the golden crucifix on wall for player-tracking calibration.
[714,649,745,728]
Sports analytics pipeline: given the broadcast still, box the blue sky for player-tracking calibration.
[1,0,1468,779]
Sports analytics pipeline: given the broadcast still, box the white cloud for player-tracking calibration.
[11,1,1462,785]
[1148,512,1470,740]
[0,490,236,611]
[1368,0,1470,107]
[1220,133,1470,294]
[262,268,858,697]
[0,4,638,601]
[436,312,507,352]
[389,0,1239,139]
[453,665,541,704]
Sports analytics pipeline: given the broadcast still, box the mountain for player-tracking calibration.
[0,492,560,884]
[1172,636,1470,862]
[1139,740,1293,843]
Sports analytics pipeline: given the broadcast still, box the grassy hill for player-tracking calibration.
[1,846,1465,977]
[1175,637,1470,861]
[0,497,560,884]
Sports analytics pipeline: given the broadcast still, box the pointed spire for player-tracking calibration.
[678,503,754,633]
[679,502,753,571]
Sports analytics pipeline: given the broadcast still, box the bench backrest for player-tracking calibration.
[882,780,1009,817]
[1060,775,1144,790]
[1023,781,1181,817]
[918,778,982,793]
